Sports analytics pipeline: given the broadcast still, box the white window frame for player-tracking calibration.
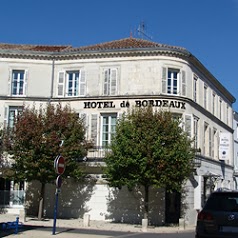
[57,69,86,97]
[212,92,216,115]
[11,70,26,96]
[66,71,79,97]
[8,106,23,128]
[167,68,179,95]
[193,75,198,103]
[101,113,117,147]
[219,98,222,120]
[203,123,209,155]
[162,67,186,96]
[193,116,199,150]
[204,84,207,110]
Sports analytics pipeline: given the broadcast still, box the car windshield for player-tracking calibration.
[204,193,238,211]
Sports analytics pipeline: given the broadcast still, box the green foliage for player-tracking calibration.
[4,103,87,184]
[104,106,195,192]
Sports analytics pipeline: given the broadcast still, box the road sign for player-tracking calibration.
[54,155,66,175]
[56,175,62,188]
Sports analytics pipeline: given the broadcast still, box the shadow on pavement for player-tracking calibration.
[0,224,44,237]
[0,224,138,238]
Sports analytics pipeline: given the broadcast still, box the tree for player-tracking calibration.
[104,106,195,221]
[4,103,88,219]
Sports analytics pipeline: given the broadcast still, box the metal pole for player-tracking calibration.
[15,216,19,234]
[52,189,59,235]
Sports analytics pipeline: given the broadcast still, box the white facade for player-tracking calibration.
[0,38,236,226]
[233,112,238,188]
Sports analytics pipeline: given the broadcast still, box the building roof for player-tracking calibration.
[0,43,72,52]
[0,38,186,53]
[70,37,187,52]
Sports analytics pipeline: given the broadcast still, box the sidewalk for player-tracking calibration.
[0,213,195,237]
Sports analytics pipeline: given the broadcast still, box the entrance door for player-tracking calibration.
[165,189,181,224]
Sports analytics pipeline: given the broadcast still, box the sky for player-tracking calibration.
[1,0,238,111]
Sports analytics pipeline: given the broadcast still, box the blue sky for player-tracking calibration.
[1,0,238,111]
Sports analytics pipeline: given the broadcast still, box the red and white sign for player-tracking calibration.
[54,155,66,175]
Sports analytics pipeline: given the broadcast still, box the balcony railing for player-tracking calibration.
[83,146,202,170]
[82,146,111,161]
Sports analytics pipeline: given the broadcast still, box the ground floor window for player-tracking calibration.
[101,113,117,147]
[0,178,25,207]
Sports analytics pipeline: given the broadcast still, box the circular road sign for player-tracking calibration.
[56,175,62,188]
[54,155,66,175]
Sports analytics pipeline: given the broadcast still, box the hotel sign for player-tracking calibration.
[219,132,230,160]
[84,99,186,109]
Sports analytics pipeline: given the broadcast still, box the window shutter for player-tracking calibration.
[8,69,12,96]
[209,127,212,156]
[103,69,109,95]
[80,113,88,128]
[80,113,88,138]
[57,71,65,97]
[118,113,123,120]
[4,106,8,128]
[91,114,98,145]
[185,115,192,137]
[79,70,86,96]
[110,68,117,95]
[24,70,28,96]
[162,67,167,94]
[181,70,186,96]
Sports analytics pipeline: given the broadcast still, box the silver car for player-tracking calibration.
[196,190,238,238]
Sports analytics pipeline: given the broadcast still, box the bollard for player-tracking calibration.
[15,217,19,234]
[142,219,148,232]
[20,209,26,222]
[83,213,90,227]
[179,218,185,230]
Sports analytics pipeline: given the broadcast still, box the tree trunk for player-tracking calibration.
[144,185,149,219]
[38,183,45,220]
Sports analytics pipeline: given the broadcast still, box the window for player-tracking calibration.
[209,128,212,157]
[67,71,79,96]
[203,123,208,155]
[219,98,222,120]
[168,69,178,94]
[8,106,23,128]
[57,69,86,97]
[162,67,186,96]
[101,114,117,147]
[226,104,229,124]
[103,68,118,96]
[204,84,207,109]
[185,115,192,137]
[11,70,27,96]
[194,117,199,150]
[212,128,217,158]
[193,75,198,102]
[212,93,216,115]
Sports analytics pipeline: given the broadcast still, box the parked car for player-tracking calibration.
[196,189,238,237]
